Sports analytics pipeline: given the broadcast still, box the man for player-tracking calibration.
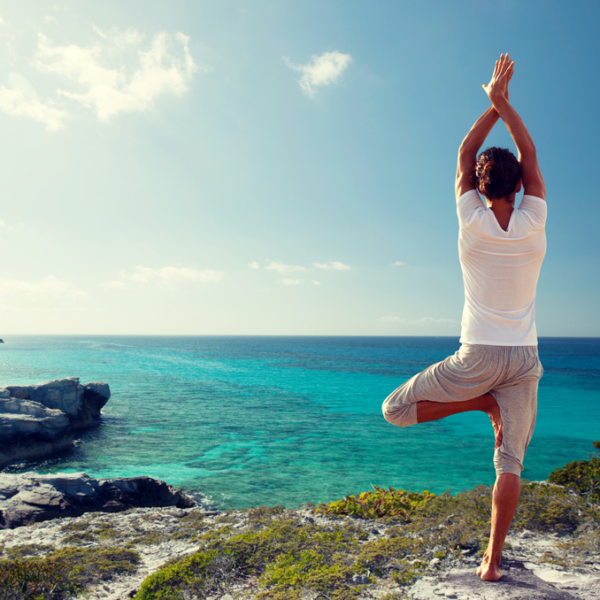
[382,54,546,581]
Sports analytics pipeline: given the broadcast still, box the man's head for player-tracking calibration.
[473,147,522,201]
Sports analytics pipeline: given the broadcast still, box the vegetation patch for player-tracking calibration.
[134,477,600,600]
[548,441,600,503]
[62,531,98,545]
[5,543,55,559]
[316,486,436,521]
[0,546,140,600]
[59,520,91,533]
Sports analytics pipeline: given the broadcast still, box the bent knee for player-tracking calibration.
[382,394,418,428]
[494,448,524,477]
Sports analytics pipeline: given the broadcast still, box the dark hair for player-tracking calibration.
[473,147,522,200]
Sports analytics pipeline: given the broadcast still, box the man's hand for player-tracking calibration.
[483,53,514,104]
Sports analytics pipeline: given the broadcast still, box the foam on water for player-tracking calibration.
[1,336,599,509]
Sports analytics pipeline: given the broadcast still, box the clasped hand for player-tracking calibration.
[483,53,514,103]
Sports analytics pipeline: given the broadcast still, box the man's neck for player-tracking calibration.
[487,197,514,231]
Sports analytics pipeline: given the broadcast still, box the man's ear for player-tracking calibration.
[515,179,523,194]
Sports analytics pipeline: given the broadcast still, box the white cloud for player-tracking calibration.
[391,261,407,267]
[0,275,86,298]
[380,316,458,325]
[281,279,301,285]
[0,86,68,130]
[284,51,352,98]
[248,261,260,269]
[109,266,223,288]
[266,260,306,274]
[313,261,351,271]
[34,29,198,122]
[313,281,321,285]
[44,16,58,24]
[0,219,16,231]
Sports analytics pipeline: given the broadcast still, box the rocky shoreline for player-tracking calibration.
[1,475,599,600]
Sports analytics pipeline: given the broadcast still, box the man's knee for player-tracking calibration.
[382,392,418,427]
[494,448,524,477]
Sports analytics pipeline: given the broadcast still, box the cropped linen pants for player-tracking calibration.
[381,344,543,477]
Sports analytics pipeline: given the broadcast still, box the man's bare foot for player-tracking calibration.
[477,551,503,581]
[483,395,503,450]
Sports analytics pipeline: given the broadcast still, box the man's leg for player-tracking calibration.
[416,392,504,449]
[477,473,520,581]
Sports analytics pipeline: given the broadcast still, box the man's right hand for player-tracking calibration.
[483,53,514,105]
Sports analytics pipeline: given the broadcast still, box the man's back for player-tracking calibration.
[457,189,547,346]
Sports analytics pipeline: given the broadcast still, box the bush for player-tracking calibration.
[548,441,600,503]
[0,558,78,600]
[315,486,436,520]
[514,482,591,533]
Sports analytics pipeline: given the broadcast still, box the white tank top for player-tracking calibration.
[457,189,547,346]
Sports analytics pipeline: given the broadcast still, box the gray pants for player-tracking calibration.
[382,344,543,476]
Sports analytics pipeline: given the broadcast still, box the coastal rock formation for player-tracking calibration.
[0,377,110,468]
[0,472,195,529]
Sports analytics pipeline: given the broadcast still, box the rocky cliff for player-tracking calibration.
[0,377,110,468]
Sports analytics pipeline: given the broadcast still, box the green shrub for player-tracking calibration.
[46,546,141,588]
[0,557,79,600]
[135,549,222,600]
[548,442,600,503]
[62,531,98,545]
[515,482,593,533]
[315,486,436,520]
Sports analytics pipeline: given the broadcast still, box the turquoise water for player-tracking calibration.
[1,336,599,509]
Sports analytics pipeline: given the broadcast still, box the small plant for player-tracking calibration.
[62,531,98,545]
[0,546,140,600]
[127,531,163,546]
[548,441,600,503]
[59,520,91,533]
[246,505,286,525]
[315,486,436,520]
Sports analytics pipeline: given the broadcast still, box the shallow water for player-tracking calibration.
[1,336,599,509]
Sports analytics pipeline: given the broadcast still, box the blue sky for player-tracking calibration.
[0,0,598,335]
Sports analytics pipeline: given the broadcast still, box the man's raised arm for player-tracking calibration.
[483,54,546,200]
[455,107,500,198]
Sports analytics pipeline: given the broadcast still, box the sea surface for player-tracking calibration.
[1,336,599,510]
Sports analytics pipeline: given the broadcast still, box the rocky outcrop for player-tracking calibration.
[0,472,195,529]
[0,378,110,468]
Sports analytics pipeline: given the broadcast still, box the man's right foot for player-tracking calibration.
[483,395,503,450]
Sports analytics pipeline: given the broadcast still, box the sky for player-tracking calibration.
[0,0,598,336]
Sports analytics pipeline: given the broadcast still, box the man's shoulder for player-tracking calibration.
[517,195,547,227]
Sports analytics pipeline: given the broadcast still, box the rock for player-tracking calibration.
[0,472,195,529]
[412,559,586,599]
[0,377,110,468]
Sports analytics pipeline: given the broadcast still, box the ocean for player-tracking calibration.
[1,336,599,510]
